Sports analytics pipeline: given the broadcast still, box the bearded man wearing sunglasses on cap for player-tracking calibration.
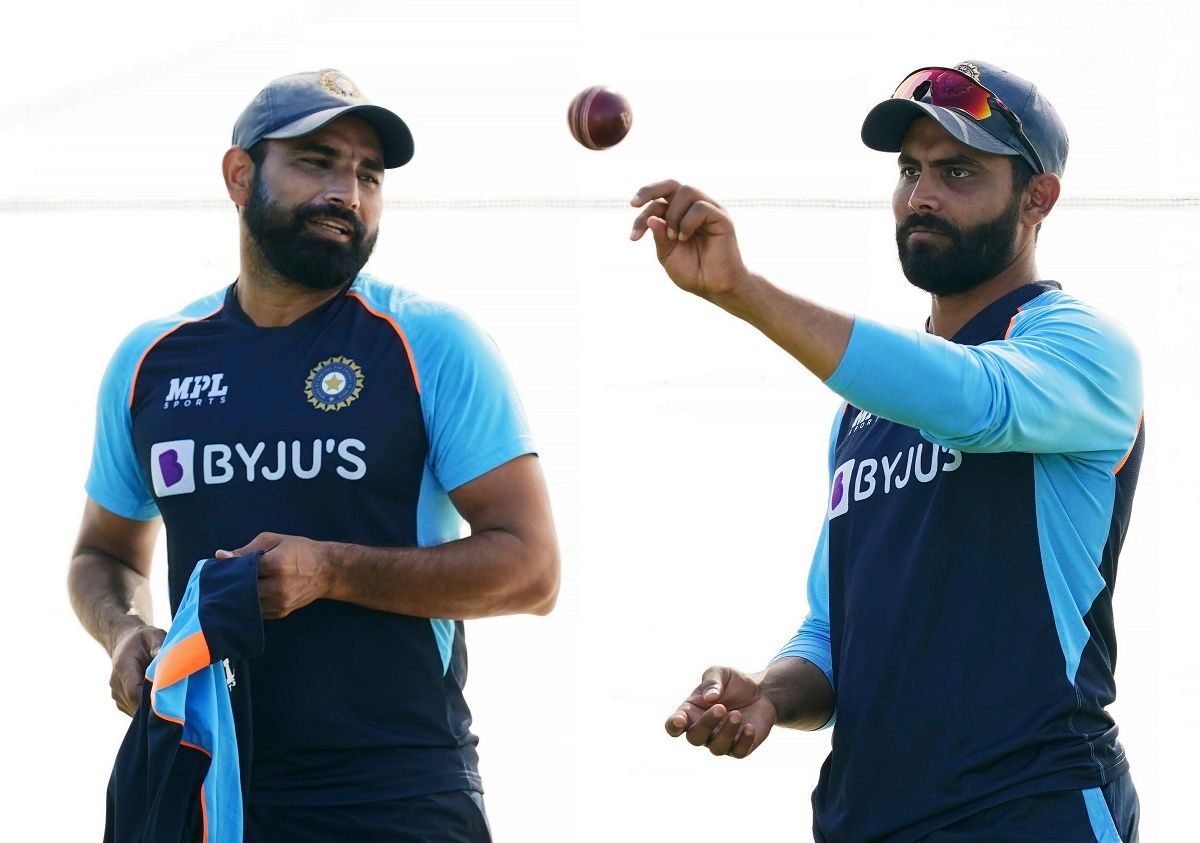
[631,61,1142,842]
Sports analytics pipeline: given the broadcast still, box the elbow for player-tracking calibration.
[525,544,561,616]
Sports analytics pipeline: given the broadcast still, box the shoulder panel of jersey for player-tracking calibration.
[825,286,1142,460]
[346,273,536,494]
[87,288,228,520]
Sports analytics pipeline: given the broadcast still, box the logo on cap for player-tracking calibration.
[954,62,982,83]
[319,70,364,103]
[305,356,364,411]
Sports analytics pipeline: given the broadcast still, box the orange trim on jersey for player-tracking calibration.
[1003,306,1024,340]
[1113,410,1144,474]
[199,782,209,842]
[345,291,422,394]
[151,707,186,728]
[128,305,225,409]
[153,631,212,691]
[180,739,213,758]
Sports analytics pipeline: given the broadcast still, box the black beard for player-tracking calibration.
[895,194,1021,296]
[243,172,377,291]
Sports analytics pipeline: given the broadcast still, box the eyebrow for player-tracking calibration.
[292,142,385,174]
[898,152,987,169]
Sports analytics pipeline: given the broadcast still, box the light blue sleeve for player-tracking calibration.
[85,292,226,519]
[824,292,1142,462]
[398,296,536,492]
[773,404,839,721]
[86,329,161,520]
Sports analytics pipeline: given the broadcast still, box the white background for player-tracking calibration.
[2,1,1197,839]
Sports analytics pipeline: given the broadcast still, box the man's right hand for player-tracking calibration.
[630,181,751,303]
[665,665,778,759]
[109,624,166,716]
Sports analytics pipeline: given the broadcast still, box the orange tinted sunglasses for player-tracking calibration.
[892,67,1046,174]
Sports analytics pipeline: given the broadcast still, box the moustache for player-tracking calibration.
[295,204,366,243]
[898,214,959,240]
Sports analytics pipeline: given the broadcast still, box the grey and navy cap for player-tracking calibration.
[861,60,1068,177]
[232,69,414,168]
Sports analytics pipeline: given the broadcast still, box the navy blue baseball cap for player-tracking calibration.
[232,69,414,168]
[861,60,1068,177]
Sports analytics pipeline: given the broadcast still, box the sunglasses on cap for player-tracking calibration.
[892,67,1047,175]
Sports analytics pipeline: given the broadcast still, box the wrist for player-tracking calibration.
[106,615,151,657]
[321,540,348,602]
[708,271,765,320]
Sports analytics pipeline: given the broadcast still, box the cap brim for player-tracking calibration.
[263,103,415,168]
[861,99,1022,159]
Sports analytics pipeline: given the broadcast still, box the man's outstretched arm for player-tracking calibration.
[217,453,560,620]
[630,179,853,381]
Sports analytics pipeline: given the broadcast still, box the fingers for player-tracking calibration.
[665,702,697,737]
[216,532,280,560]
[630,198,669,242]
[676,201,725,242]
[630,181,722,242]
[703,708,743,755]
[630,179,681,208]
[680,704,757,758]
[729,722,757,759]
[109,626,163,717]
[699,664,728,703]
[665,665,771,759]
[146,627,165,660]
[684,703,727,747]
[110,665,140,716]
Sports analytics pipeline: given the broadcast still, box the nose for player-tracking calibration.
[905,173,941,214]
[323,171,361,212]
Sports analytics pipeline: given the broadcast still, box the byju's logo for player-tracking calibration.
[148,437,367,498]
[150,440,196,497]
[827,444,963,521]
[163,373,228,409]
[828,460,854,519]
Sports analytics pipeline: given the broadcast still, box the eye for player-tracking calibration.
[899,166,919,179]
[358,173,381,186]
[302,157,332,169]
[947,167,971,179]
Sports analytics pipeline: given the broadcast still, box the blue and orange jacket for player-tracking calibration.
[105,552,263,843]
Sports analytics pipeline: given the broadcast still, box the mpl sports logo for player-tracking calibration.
[163,373,228,409]
[827,443,964,520]
[848,409,875,435]
[149,437,367,497]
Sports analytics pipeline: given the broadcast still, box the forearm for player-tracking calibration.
[755,656,835,731]
[711,273,854,382]
[324,527,559,619]
[68,550,155,655]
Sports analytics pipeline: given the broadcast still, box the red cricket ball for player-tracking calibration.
[567,86,632,150]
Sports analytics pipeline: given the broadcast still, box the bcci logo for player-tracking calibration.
[319,70,364,103]
[954,62,982,82]
[305,356,364,412]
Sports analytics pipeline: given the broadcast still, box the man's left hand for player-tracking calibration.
[216,533,333,619]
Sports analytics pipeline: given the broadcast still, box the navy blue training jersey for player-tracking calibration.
[87,273,535,806]
[776,283,1143,841]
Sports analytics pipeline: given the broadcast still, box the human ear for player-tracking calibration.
[222,146,255,209]
[1022,173,1061,225]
